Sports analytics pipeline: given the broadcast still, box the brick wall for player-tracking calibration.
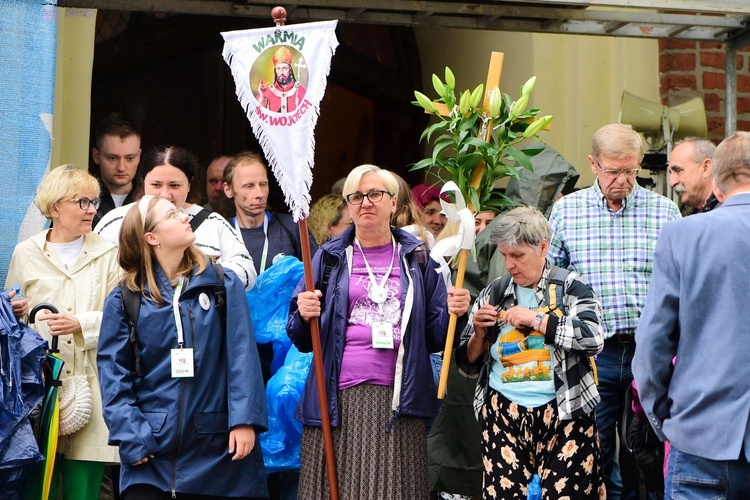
[659,39,750,140]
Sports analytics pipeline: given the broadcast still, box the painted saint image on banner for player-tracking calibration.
[250,45,309,114]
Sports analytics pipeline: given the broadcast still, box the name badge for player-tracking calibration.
[171,348,194,378]
[371,322,394,349]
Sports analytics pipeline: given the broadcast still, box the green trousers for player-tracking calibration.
[48,458,105,500]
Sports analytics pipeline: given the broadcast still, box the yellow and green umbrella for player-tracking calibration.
[25,304,63,500]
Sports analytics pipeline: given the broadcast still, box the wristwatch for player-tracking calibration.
[533,312,545,331]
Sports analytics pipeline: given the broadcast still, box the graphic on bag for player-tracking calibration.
[497,327,552,383]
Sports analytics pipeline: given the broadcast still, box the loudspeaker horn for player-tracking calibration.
[668,97,707,140]
[620,91,707,149]
[619,91,665,136]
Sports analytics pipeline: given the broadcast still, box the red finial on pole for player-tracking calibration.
[271,6,287,26]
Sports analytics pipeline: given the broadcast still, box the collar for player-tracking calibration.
[690,192,721,215]
[592,178,638,211]
[500,262,551,300]
[150,258,223,297]
[321,225,424,258]
[32,230,115,258]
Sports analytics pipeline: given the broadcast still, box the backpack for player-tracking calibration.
[122,262,226,378]
[620,384,665,499]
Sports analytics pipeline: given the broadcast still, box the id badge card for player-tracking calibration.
[171,348,194,378]
[371,322,394,349]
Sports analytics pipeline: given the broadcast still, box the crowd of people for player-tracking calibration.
[4,114,749,500]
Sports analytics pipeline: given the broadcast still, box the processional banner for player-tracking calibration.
[222,20,338,221]
[0,0,57,284]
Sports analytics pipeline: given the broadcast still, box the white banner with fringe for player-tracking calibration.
[222,21,338,221]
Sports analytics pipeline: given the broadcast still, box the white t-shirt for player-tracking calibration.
[48,236,84,269]
[110,193,128,208]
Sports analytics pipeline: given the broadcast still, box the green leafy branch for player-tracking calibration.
[412,67,553,213]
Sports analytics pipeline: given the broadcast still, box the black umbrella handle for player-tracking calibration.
[30,303,60,352]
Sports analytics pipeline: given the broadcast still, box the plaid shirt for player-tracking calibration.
[548,182,680,339]
[456,265,604,421]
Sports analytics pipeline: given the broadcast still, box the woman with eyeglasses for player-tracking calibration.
[6,165,121,500]
[94,146,256,291]
[288,164,470,499]
[97,195,268,499]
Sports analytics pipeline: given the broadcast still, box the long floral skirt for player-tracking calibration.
[298,383,430,499]
[481,387,606,499]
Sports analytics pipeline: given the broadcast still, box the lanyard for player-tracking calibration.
[234,212,269,272]
[172,277,185,347]
[354,236,396,310]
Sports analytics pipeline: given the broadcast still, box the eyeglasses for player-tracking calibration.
[595,161,641,179]
[68,197,101,210]
[152,207,186,229]
[345,190,391,205]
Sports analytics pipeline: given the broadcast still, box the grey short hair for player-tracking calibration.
[592,123,643,162]
[674,137,716,163]
[713,132,750,193]
[490,206,551,248]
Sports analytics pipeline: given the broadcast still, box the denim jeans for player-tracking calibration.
[595,339,637,500]
[666,447,750,499]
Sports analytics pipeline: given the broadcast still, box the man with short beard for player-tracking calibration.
[668,137,719,214]
[257,46,307,113]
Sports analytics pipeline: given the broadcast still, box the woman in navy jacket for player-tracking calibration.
[98,195,268,499]
[287,165,469,499]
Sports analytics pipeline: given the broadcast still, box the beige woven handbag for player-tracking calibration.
[58,357,93,436]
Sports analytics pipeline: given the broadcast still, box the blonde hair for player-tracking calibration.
[34,165,101,218]
[342,164,399,202]
[591,123,644,162]
[308,194,347,243]
[119,197,207,304]
[390,172,429,243]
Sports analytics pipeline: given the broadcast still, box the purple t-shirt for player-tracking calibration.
[338,242,403,390]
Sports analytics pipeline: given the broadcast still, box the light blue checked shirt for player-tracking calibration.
[548,181,680,339]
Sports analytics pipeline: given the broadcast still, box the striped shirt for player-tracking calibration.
[548,182,680,339]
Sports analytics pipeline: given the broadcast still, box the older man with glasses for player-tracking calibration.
[547,123,680,500]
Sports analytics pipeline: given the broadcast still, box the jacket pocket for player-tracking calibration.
[192,412,229,434]
[143,411,168,433]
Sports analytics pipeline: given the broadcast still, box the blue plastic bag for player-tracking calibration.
[246,256,305,376]
[259,345,312,473]
[527,473,542,500]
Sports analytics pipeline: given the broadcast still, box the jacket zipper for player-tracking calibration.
[171,305,189,498]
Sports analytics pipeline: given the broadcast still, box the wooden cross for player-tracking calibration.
[434,52,505,399]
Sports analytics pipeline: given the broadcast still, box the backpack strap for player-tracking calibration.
[543,265,570,318]
[121,286,143,379]
[542,265,598,385]
[189,208,212,232]
[320,252,337,297]
[211,262,227,327]
[489,274,512,307]
[414,244,428,272]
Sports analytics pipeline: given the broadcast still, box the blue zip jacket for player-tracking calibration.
[98,263,268,497]
[287,225,448,428]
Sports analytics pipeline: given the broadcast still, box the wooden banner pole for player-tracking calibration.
[298,218,340,500]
